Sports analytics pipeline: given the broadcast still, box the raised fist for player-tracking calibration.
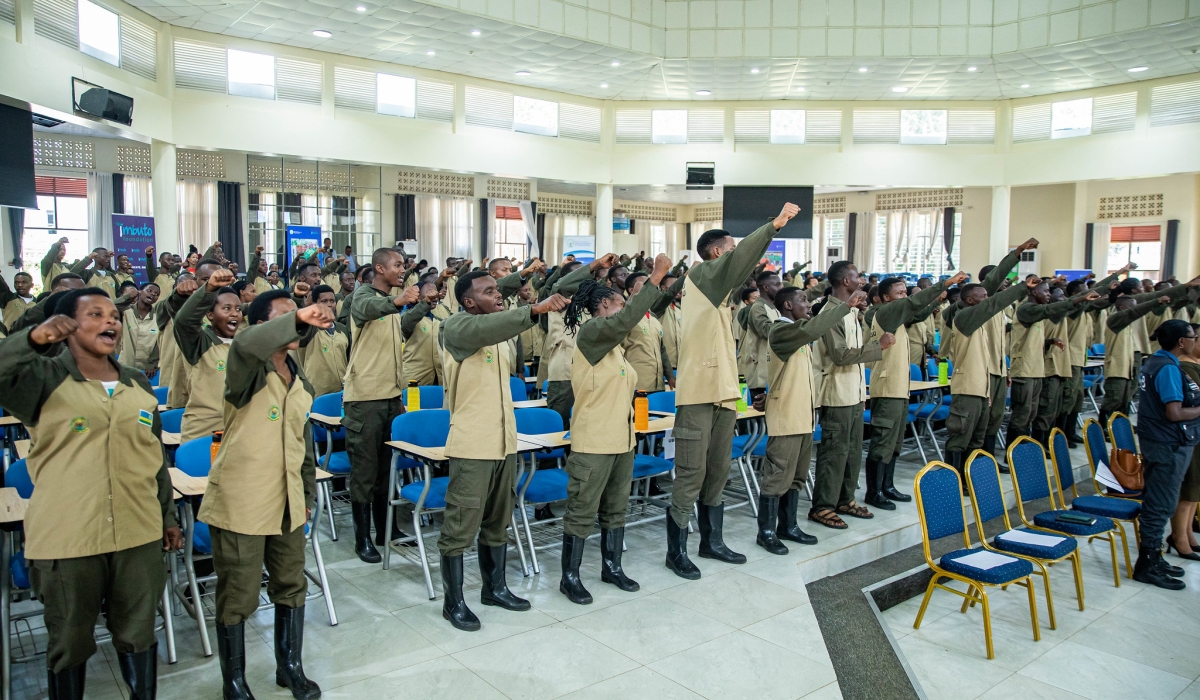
[292,281,311,297]
[773,203,800,230]
[30,315,78,346]
[175,279,199,297]
[296,304,335,329]
[879,332,897,350]
[532,293,569,315]
[206,268,236,292]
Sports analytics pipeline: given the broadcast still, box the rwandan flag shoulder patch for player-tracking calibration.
[138,409,154,427]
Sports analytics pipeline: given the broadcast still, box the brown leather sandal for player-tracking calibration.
[808,508,848,530]
[837,501,874,519]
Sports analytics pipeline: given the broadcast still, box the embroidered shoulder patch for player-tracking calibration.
[215,360,227,372]
[268,405,281,421]
[484,348,494,363]
[70,417,89,433]
[137,409,153,427]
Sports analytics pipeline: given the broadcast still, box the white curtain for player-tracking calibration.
[87,172,114,251]
[1093,222,1111,273]
[851,212,874,271]
[634,220,655,256]
[177,180,218,253]
[542,214,593,263]
[415,196,474,267]
[518,201,538,259]
[665,222,684,259]
[123,176,153,216]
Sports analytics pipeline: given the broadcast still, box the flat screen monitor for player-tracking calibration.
[721,186,814,239]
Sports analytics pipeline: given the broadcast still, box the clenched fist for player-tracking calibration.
[296,304,335,329]
[292,281,311,297]
[532,293,569,315]
[394,284,420,307]
[206,268,236,292]
[30,315,78,346]
[175,279,199,297]
[773,203,801,230]
[879,332,897,350]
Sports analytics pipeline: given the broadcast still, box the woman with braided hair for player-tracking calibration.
[558,253,674,605]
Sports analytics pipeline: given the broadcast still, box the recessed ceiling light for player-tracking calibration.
[471,29,481,36]
[858,67,868,72]
[426,50,435,56]
[600,83,608,88]
[1128,66,1149,72]
[796,86,806,92]
[355,5,365,11]
[891,86,908,93]
[611,61,620,67]
[312,30,332,38]
[967,66,977,72]
[750,68,760,74]
[695,89,711,95]
[1021,83,1030,88]
[515,70,531,76]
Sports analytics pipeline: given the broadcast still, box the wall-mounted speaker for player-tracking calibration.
[72,77,134,126]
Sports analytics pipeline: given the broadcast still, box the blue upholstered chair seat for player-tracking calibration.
[9,550,29,589]
[633,454,673,479]
[940,548,1033,584]
[323,451,351,475]
[192,521,212,555]
[992,528,1078,560]
[1033,510,1116,536]
[400,477,449,509]
[1070,495,1140,520]
[517,468,570,503]
[813,425,822,442]
[732,434,766,457]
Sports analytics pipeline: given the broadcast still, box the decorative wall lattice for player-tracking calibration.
[618,203,677,222]
[693,204,722,221]
[116,145,151,174]
[875,188,963,212]
[538,196,593,216]
[486,178,531,200]
[1097,194,1164,220]
[33,137,94,169]
[247,163,283,188]
[813,196,846,215]
[176,150,226,179]
[397,170,475,197]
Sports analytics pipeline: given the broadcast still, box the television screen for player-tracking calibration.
[721,186,814,239]
[0,103,36,209]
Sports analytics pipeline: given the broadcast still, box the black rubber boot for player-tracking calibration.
[274,605,321,699]
[1004,424,1023,451]
[117,645,157,700]
[478,543,531,611]
[697,503,747,564]
[1156,548,1185,577]
[216,622,256,700]
[1030,427,1047,449]
[1134,550,1186,590]
[755,495,788,555]
[946,451,967,495]
[881,457,911,502]
[440,555,481,631]
[863,459,895,510]
[372,492,409,547]
[1098,410,1110,433]
[1062,413,1083,445]
[47,663,86,700]
[665,516,701,579]
[600,528,639,591]
[777,489,817,545]
[351,501,381,563]
[559,535,593,605]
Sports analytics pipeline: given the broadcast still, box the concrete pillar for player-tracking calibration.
[151,141,178,254]
[989,185,1011,265]
[596,184,614,256]
[1072,181,1089,269]
[14,0,34,44]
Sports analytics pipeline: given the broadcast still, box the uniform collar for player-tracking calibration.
[61,349,137,386]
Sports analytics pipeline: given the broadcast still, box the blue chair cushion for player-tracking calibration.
[1033,510,1116,536]
[399,477,449,509]
[731,434,767,457]
[518,469,569,504]
[992,528,1078,560]
[192,522,212,555]
[10,550,29,590]
[813,425,822,443]
[940,548,1033,584]
[633,454,673,479]
[323,451,351,475]
[1070,495,1140,520]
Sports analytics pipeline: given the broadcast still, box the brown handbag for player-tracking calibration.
[1109,447,1144,492]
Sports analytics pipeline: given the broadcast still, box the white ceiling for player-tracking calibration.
[538,181,891,203]
[129,0,1200,101]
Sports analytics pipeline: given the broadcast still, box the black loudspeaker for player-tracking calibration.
[0,103,36,209]
[72,78,134,125]
[686,162,715,189]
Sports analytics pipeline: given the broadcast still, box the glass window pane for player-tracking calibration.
[900,110,948,145]
[377,73,416,118]
[78,0,120,66]
[55,196,89,230]
[1129,241,1161,270]
[651,110,688,144]
[228,49,275,99]
[770,110,805,144]
[24,196,57,229]
[1107,242,1130,272]
[1051,98,1092,139]
[514,96,559,137]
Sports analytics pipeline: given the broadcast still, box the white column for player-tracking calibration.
[14,0,34,44]
[989,185,1011,264]
[595,184,614,256]
[151,141,178,254]
[1072,181,1089,269]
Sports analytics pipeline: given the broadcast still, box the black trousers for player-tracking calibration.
[1139,441,1196,551]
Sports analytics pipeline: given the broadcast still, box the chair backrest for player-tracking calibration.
[647,390,676,414]
[312,391,343,416]
[1109,413,1137,454]
[1091,343,1105,356]
[914,463,970,563]
[1084,419,1108,469]
[1048,427,1076,496]
[391,409,450,448]
[909,364,923,381]
[153,386,168,406]
[542,380,549,395]
[965,450,1010,529]
[514,407,564,434]
[926,357,938,378]
[864,367,871,384]
[509,376,528,401]
[1007,437,1055,509]
[175,436,214,477]
[160,408,184,435]
[6,460,33,499]
[148,371,159,387]
[419,385,444,409]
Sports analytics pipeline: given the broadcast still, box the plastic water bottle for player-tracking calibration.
[737,375,749,413]
[407,380,421,411]
[937,360,949,386]
[210,431,223,463]
[634,391,649,431]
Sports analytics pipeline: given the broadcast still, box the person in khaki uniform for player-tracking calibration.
[155,271,196,409]
[118,281,162,376]
[1038,281,1106,445]
[298,285,351,396]
[437,271,568,631]
[0,288,182,700]
[40,237,76,291]
[344,248,422,563]
[741,270,784,401]
[69,248,122,300]
[667,204,800,580]
[557,256,673,605]
[8,274,86,334]
[488,257,547,378]
[1060,271,1127,443]
[174,264,242,442]
[399,280,445,386]
[246,246,276,295]
[618,271,674,393]
[656,271,684,372]
[0,271,36,330]
[751,285,852,553]
[143,246,179,297]
[199,290,330,700]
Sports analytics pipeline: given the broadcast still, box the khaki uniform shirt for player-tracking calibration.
[174,289,234,441]
[766,305,853,436]
[119,306,160,372]
[300,323,351,397]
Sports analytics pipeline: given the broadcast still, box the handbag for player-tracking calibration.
[1108,447,1144,492]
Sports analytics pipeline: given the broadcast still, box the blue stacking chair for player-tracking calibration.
[153,386,169,407]
[385,409,454,595]
[1091,343,1105,356]
[1107,413,1138,456]
[1049,427,1137,579]
[647,390,676,414]
[148,372,160,387]
[965,450,1083,630]
[515,408,567,463]
[160,408,184,435]
[1007,437,1123,587]
[1081,367,1105,413]
[5,460,31,589]
[175,437,215,556]
[509,375,528,401]
[913,461,1040,660]
[401,385,444,409]
[311,392,348,540]
[513,408,570,574]
[1082,418,1142,501]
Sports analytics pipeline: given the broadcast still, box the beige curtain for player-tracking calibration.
[542,214,593,263]
[665,222,684,259]
[415,195,474,267]
[176,179,217,253]
[123,176,153,216]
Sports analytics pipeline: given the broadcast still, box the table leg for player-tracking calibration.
[182,504,212,657]
[311,486,338,626]
[161,578,177,664]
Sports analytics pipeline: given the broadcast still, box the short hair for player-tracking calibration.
[232,279,251,295]
[755,270,779,285]
[50,272,83,289]
[418,272,439,287]
[196,258,222,270]
[979,264,996,281]
[454,270,491,304]
[487,258,510,273]
[311,284,335,299]
[774,286,805,311]
[248,289,294,325]
[960,283,983,297]
[607,265,627,280]
[1151,319,1194,351]
[740,287,758,303]
[118,280,138,293]
[53,287,110,319]
[561,261,583,275]
[14,271,32,280]
[1066,279,1087,296]
[371,247,401,269]
[357,266,375,281]
[877,277,905,298]
[140,281,160,291]
[625,271,648,291]
[696,229,732,260]
[827,260,855,287]
[297,262,320,276]
[92,246,108,253]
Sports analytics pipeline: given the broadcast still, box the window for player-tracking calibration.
[650,224,667,256]
[872,214,888,273]
[1108,225,1161,279]
[770,110,805,144]
[900,110,948,145]
[24,177,89,291]
[227,49,275,99]
[493,206,527,261]
[78,0,119,65]
[651,110,687,144]
[825,217,845,250]
[514,96,559,137]
[1051,98,1092,139]
[888,210,961,277]
[377,73,416,117]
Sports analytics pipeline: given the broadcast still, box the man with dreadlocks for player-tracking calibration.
[557,254,675,605]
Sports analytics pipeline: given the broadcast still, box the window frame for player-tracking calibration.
[900,109,949,145]
[651,109,688,144]
[513,96,559,137]
[376,72,416,118]
[77,0,120,66]
[1051,98,1093,140]
[227,48,276,100]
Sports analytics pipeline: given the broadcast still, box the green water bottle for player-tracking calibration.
[937,360,949,386]
[737,374,749,412]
